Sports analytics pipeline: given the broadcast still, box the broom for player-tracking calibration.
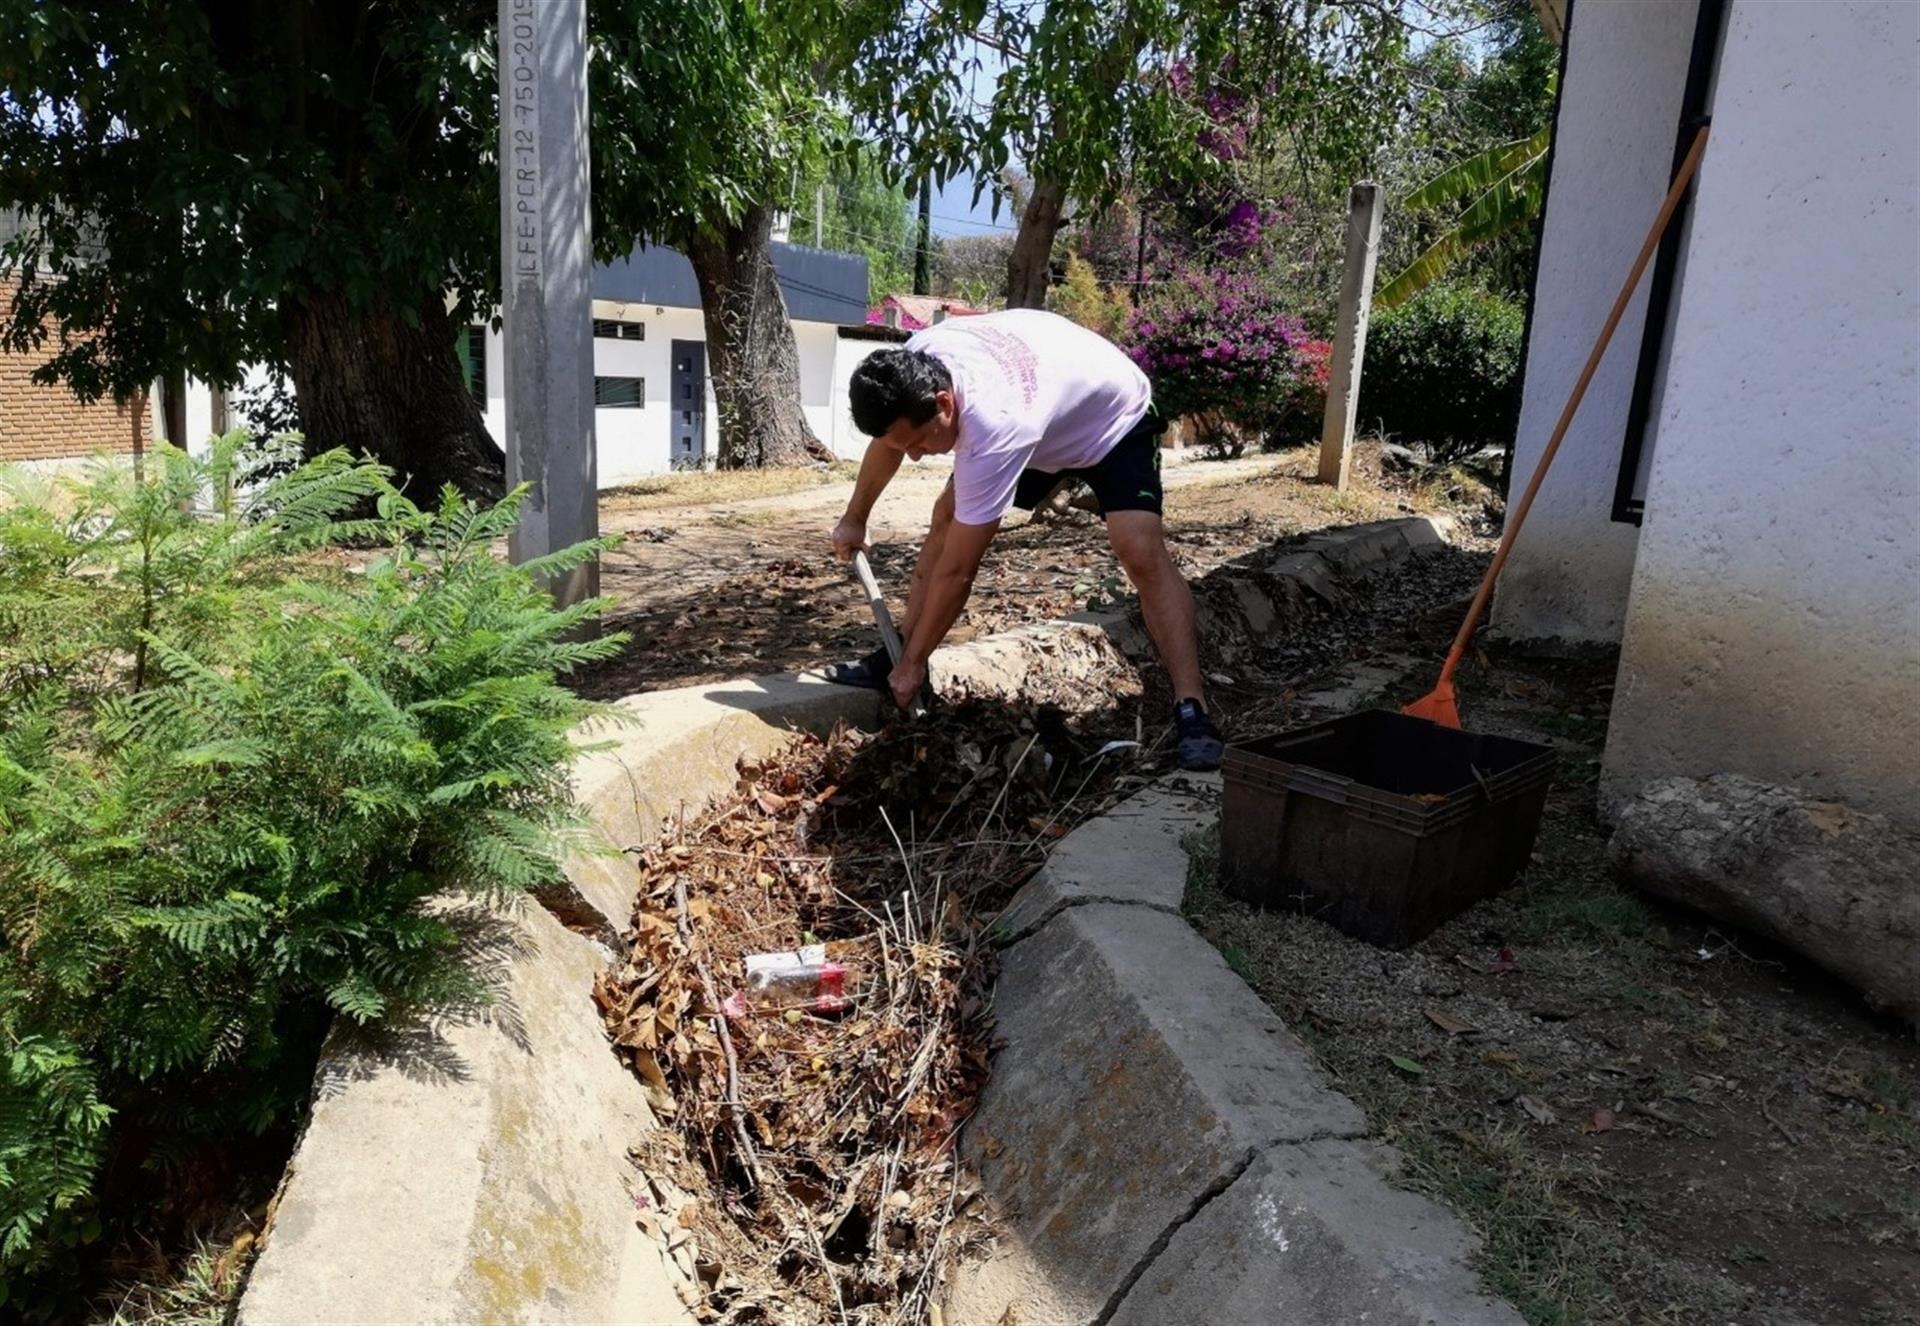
[1405,125,1711,728]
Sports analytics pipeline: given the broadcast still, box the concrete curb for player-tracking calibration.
[238,515,1460,1324]
[238,902,690,1326]
[238,618,1140,1324]
[947,777,1522,1326]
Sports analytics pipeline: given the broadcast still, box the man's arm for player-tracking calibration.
[889,517,998,708]
[831,441,905,561]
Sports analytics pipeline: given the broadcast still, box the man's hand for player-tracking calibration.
[831,516,870,563]
[888,657,927,711]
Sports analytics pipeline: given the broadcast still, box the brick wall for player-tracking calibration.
[0,274,148,462]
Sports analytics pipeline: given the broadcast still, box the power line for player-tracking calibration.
[930,211,1018,232]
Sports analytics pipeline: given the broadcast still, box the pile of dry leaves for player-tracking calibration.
[593,700,1140,1324]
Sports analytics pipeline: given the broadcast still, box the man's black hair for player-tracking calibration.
[849,348,952,437]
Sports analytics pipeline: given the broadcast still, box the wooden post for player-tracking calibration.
[497,0,599,607]
[1317,181,1382,490]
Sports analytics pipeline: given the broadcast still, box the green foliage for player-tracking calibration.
[787,143,919,299]
[1048,255,1131,340]
[933,233,1014,307]
[0,439,620,1289]
[0,0,826,397]
[1376,127,1550,307]
[840,0,1417,233]
[1359,283,1524,460]
[595,0,836,252]
[0,2,494,401]
[1376,1,1562,306]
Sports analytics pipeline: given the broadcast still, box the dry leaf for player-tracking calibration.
[1424,1008,1476,1037]
[1805,801,1857,837]
[1518,1095,1557,1126]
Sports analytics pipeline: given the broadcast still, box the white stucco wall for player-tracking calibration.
[827,334,887,461]
[795,321,838,450]
[477,304,853,484]
[1490,0,1700,645]
[1602,0,1920,823]
[480,303,720,486]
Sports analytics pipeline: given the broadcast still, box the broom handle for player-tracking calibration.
[1434,125,1710,690]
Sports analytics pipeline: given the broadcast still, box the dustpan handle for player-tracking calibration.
[1434,125,1711,691]
[850,549,907,668]
[850,549,928,718]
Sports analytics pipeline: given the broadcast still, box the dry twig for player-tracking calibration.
[1761,1094,1803,1147]
[675,875,760,1188]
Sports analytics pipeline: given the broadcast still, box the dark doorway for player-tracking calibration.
[670,340,707,470]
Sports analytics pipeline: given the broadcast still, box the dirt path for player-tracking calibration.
[1188,646,1920,1326]
[577,444,1478,699]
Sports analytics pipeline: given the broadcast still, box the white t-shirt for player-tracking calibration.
[906,309,1151,525]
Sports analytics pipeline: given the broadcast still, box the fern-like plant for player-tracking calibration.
[0,438,622,1300]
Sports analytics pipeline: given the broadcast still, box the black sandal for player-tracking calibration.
[821,644,895,691]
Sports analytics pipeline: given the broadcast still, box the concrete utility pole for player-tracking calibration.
[498,0,599,606]
[914,175,932,296]
[1317,181,1383,490]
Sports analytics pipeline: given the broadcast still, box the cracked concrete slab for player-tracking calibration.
[1110,1140,1520,1325]
[949,897,1365,1325]
[945,775,1519,1326]
[995,774,1219,940]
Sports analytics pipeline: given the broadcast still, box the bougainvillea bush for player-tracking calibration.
[1127,247,1331,451]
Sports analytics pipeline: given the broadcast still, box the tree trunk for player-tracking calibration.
[1610,774,1920,1025]
[1004,175,1068,309]
[282,292,502,500]
[161,370,188,448]
[686,204,827,469]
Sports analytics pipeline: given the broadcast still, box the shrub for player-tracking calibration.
[0,438,620,1296]
[1126,256,1326,452]
[1359,282,1524,461]
[1048,254,1130,342]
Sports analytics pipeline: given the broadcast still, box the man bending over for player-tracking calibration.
[824,307,1224,772]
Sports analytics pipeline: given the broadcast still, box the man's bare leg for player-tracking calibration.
[1104,510,1206,704]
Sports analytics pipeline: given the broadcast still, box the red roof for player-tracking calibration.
[865,294,986,332]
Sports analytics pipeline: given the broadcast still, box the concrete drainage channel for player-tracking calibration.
[237,516,1514,1325]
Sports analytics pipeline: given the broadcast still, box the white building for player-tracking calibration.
[1492,0,1918,822]
[162,240,886,485]
[464,240,881,483]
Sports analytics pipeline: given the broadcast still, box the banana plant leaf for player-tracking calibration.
[1376,129,1551,308]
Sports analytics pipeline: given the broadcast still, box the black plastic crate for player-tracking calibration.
[1219,710,1556,948]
